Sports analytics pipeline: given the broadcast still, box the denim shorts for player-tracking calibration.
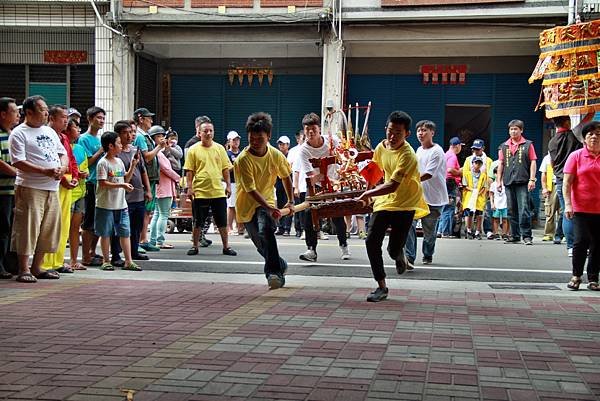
[493,208,508,218]
[71,197,85,214]
[95,207,131,238]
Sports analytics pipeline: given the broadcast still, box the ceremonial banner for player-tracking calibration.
[529,20,600,117]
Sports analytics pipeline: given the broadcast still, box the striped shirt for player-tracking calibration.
[0,130,15,195]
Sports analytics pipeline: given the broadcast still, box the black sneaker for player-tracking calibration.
[295,230,302,238]
[283,231,291,237]
[466,231,474,240]
[275,229,285,236]
[187,247,199,256]
[422,257,432,265]
[475,233,482,240]
[200,238,212,247]
[132,254,150,261]
[367,287,388,302]
[222,247,237,256]
[505,237,521,244]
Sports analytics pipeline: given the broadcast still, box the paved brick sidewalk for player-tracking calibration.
[1,278,600,401]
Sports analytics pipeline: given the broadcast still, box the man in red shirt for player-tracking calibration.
[496,120,537,245]
[437,136,463,237]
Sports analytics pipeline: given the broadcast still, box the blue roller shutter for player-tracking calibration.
[170,75,321,147]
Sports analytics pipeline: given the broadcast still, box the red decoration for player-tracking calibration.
[421,64,467,85]
[44,50,88,65]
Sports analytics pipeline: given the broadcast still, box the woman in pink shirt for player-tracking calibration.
[564,121,600,291]
[148,128,181,249]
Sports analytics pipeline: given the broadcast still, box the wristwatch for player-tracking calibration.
[529,178,537,182]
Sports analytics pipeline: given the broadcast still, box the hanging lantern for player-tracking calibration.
[228,69,234,85]
[267,70,274,86]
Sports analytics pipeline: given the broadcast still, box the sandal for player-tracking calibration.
[34,270,60,280]
[56,265,74,274]
[159,243,174,249]
[71,262,87,271]
[588,282,600,291]
[567,276,582,291]
[122,262,142,271]
[16,272,37,283]
[187,247,199,256]
[100,262,114,271]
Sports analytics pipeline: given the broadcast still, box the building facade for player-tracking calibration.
[0,0,578,154]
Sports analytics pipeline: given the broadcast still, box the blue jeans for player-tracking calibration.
[111,201,145,261]
[244,207,288,279]
[555,179,573,249]
[150,196,172,245]
[505,183,532,240]
[405,205,442,263]
[437,200,455,236]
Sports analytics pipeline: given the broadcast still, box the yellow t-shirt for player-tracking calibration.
[371,140,429,218]
[234,145,292,223]
[183,142,232,199]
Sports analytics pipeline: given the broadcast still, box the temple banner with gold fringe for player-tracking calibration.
[529,19,600,118]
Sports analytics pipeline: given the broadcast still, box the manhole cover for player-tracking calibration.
[488,284,560,291]
[489,284,561,290]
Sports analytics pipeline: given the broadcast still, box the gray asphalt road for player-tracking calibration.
[135,229,572,283]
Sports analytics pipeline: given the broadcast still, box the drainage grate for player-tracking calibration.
[489,284,562,290]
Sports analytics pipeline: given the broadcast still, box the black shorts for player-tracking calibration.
[193,197,227,229]
[82,182,96,231]
[463,209,483,217]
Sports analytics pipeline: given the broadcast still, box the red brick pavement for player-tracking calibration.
[1,278,600,400]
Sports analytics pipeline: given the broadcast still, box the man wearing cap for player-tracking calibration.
[68,108,81,124]
[496,119,537,245]
[438,136,463,237]
[226,130,242,235]
[275,135,293,236]
[133,107,165,252]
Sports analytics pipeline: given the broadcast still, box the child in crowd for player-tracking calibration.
[95,131,141,271]
[67,119,89,271]
[462,156,488,240]
[234,112,293,289]
[489,166,509,240]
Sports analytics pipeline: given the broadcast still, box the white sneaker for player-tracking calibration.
[318,231,329,240]
[568,248,573,257]
[340,245,350,260]
[299,249,317,262]
[300,233,306,240]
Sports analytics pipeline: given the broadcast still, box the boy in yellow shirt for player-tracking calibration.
[234,112,294,289]
[358,111,429,302]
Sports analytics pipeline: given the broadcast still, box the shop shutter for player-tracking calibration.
[70,65,95,131]
[347,75,395,146]
[29,65,67,83]
[224,77,279,147]
[136,56,158,119]
[170,75,224,146]
[278,75,322,141]
[0,64,26,103]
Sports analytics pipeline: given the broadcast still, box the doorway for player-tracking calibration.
[444,104,491,165]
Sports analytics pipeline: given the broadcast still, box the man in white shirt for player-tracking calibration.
[287,130,305,237]
[405,120,448,265]
[293,113,349,261]
[9,95,68,282]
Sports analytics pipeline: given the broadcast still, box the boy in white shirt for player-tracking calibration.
[95,131,141,271]
[489,166,509,240]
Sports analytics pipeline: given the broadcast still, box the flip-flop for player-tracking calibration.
[122,262,142,271]
[16,272,37,283]
[34,270,60,280]
[56,265,74,274]
[71,263,87,271]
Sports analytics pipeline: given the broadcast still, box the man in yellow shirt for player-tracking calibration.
[183,117,236,256]
[234,112,294,289]
[358,111,429,302]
